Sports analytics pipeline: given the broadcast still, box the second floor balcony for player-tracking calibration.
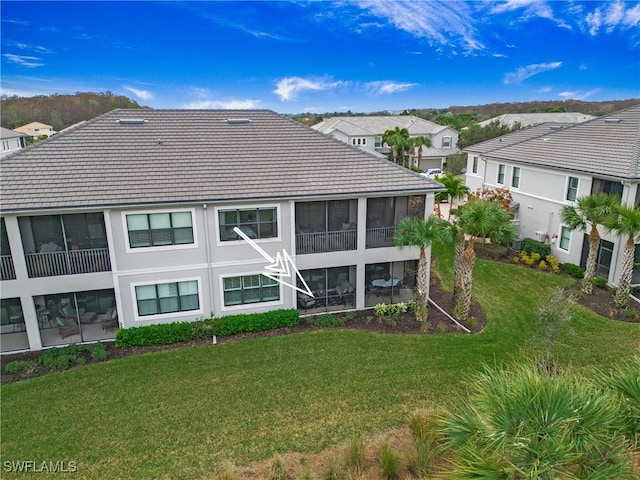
[366,195,425,248]
[1,255,16,280]
[295,200,357,255]
[18,212,111,278]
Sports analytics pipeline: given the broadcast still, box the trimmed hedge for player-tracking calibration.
[521,238,551,259]
[115,309,299,348]
[564,263,585,279]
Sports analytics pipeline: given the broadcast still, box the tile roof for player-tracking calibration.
[477,112,596,128]
[0,109,442,213]
[467,104,640,179]
[312,115,443,136]
[465,123,576,155]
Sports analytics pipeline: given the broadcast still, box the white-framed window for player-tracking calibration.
[124,209,195,250]
[352,139,356,145]
[222,274,280,307]
[374,136,381,148]
[134,279,201,318]
[497,164,506,185]
[472,156,478,174]
[566,177,579,201]
[511,167,521,189]
[217,206,278,242]
[362,138,366,145]
[442,136,452,148]
[559,226,571,251]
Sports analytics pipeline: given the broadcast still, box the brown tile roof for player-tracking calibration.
[466,104,640,179]
[0,109,441,213]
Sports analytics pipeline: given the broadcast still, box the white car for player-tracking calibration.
[421,168,443,179]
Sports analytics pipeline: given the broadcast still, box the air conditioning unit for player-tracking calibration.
[511,239,523,251]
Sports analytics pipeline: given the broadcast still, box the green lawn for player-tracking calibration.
[2,250,639,479]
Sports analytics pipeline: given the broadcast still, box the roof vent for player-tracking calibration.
[225,118,251,125]
[604,118,621,123]
[116,118,148,125]
[549,125,562,130]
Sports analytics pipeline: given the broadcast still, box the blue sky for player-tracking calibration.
[1,1,639,113]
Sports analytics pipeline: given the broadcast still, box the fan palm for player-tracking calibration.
[382,127,410,166]
[441,363,633,479]
[454,199,515,321]
[605,203,640,308]
[410,135,431,169]
[560,193,619,294]
[395,215,440,321]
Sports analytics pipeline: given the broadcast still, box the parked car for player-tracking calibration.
[421,168,443,179]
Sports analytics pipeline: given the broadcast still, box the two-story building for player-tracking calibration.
[0,109,442,353]
[311,115,459,171]
[0,127,27,157]
[13,121,56,140]
[465,103,640,287]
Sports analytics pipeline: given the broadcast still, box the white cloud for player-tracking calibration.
[558,89,598,100]
[3,53,44,68]
[535,86,553,94]
[493,53,508,58]
[273,77,343,101]
[503,61,562,85]
[355,1,484,52]
[585,1,640,35]
[364,81,417,95]
[184,99,261,109]
[489,0,571,29]
[123,86,154,101]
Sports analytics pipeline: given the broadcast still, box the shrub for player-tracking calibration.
[564,263,585,278]
[538,260,548,271]
[87,342,108,362]
[40,345,80,371]
[594,276,608,289]
[519,251,535,266]
[407,410,443,477]
[380,440,400,480]
[546,255,561,273]
[306,314,345,328]
[116,309,299,348]
[522,238,551,259]
[4,360,36,375]
[342,311,356,322]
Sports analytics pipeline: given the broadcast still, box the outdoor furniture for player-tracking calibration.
[55,316,79,339]
[98,308,118,332]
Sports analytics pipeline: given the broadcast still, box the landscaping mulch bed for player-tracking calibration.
[0,276,484,384]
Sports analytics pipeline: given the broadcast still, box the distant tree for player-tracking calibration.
[457,120,523,149]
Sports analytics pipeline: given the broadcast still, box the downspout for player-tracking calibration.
[203,204,214,317]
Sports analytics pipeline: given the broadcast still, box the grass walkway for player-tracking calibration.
[2,250,639,479]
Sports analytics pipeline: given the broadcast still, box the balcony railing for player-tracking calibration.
[366,227,396,248]
[25,248,111,278]
[296,230,357,254]
[1,255,16,280]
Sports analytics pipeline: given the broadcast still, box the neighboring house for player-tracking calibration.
[0,109,442,353]
[311,115,459,170]
[465,103,640,287]
[13,121,56,139]
[0,127,27,157]
[477,112,596,128]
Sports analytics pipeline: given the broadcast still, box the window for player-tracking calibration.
[566,177,579,201]
[472,156,478,174]
[497,164,505,185]
[135,280,199,316]
[511,167,521,188]
[126,211,193,248]
[218,207,277,241]
[442,136,452,148]
[223,274,279,306]
[352,139,356,145]
[591,178,623,200]
[559,226,571,251]
[362,138,366,145]
[374,136,382,148]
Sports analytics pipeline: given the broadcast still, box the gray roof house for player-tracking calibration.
[0,109,442,352]
[312,115,459,171]
[0,127,27,158]
[477,112,596,128]
[465,103,640,286]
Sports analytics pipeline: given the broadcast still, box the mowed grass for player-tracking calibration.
[2,248,639,479]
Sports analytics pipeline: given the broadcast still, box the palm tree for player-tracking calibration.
[434,172,469,220]
[441,362,633,479]
[395,215,440,322]
[437,218,466,305]
[454,199,515,321]
[409,135,431,169]
[382,127,410,166]
[605,204,640,308]
[561,193,619,294]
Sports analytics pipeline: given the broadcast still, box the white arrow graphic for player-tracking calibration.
[233,227,314,297]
